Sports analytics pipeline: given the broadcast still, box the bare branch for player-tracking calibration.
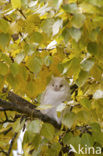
[8,132,18,156]
[0,92,61,129]
[17,9,26,19]
[0,113,21,124]
[0,127,12,135]
[36,48,55,52]
[0,147,8,156]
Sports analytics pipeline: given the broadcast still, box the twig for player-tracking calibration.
[0,112,21,124]
[7,132,18,156]
[0,147,8,156]
[19,32,27,43]
[4,111,8,120]
[0,127,13,135]
[17,9,26,19]
[3,16,12,23]
[37,48,55,52]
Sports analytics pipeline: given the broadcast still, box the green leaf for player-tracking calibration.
[32,149,41,156]
[19,65,28,80]
[13,118,25,132]
[64,57,81,76]
[41,19,54,36]
[87,0,103,8]
[89,28,100,41]
[27,56,42,74]
[79,2,100,14]
[69,27,82,42]
[30,32,43,43]
[0,33,10,50]
[77,110,91,122]
[63,133,81,151]
[81,58,95,72]
[0,53,12,64]
[47,143,61,156]
[40,123,55,141]
[0,75,4,88]
[15,52,25,64]
[11,0,21,9]
[48,0,62,9]
[62,112,76,128]
[62,28,71,43]
[26,80,36,97]
[80,98,91,109]
[90,122,103,144]
[0,62,8,76]
[23,130,35,145]
[81,133,94,147]
[63,27,82,43]
[71,136,81,151]
[22,131,29,145]
[10,63,20,77]
[76,70,89,86]
[32,134,41,149]
[52,19,63,36]
[44,55,52,67]
[58,63,64,73]
[71,13,86,28]
[63,132,73,145]
[7,73,18,89]
[90,123,101,132]
[63,3,78,14]
[0,19,10,33]
[87,42,98,55]
[92,131,103,144]
[27,120,42,134]
[90,64,102,81]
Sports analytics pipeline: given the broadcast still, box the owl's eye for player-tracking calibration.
[60,84,63,88]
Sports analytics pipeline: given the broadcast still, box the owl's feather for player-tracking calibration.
[40,76,70,124]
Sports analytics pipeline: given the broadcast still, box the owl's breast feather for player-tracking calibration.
[43,89,68,106]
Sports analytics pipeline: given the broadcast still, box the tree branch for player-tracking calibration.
[0,147,8,156]
[17,9,26,19]
[0,92,61,129]
[0,127,13,135]
[0,112,21,125]
[8,132,18,156]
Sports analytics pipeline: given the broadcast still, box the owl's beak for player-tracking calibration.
[54,86,59,91]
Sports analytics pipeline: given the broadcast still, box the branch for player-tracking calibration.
[3,16,12,23]
[0,112,21,124]
[8,132,18,156]
[0,92,61,129]
[0,147,7,156]
[0,127,13,135]
[17,9,26,19]
[0,132,18,156]
[36,48,55,52]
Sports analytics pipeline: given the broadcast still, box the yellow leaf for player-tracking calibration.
[11,0,21,9]
[0,62,8,76]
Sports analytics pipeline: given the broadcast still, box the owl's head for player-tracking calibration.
[49,76,69,92]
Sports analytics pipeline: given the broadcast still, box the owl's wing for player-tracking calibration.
[40,85,50,105]
[40,90,47,105]
[40,89,50,114]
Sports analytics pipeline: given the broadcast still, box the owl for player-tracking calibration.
[40,76,71,124]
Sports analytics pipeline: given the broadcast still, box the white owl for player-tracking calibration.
[40,76,71,124]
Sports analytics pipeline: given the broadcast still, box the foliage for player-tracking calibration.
[0,0,103,155]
